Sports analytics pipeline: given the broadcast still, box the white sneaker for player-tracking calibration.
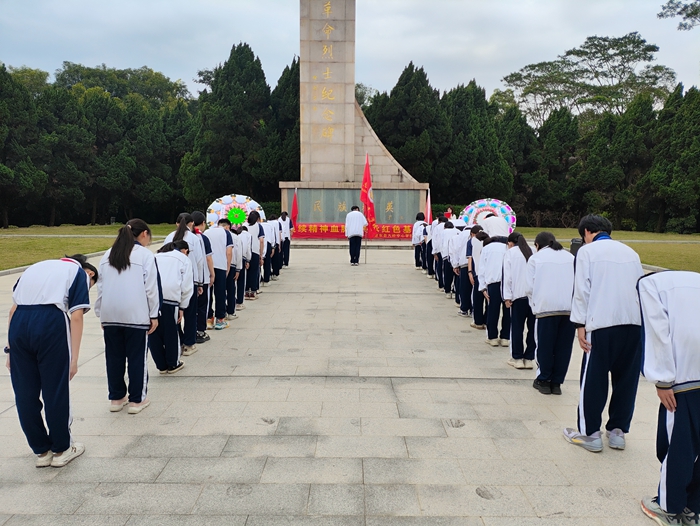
[506,358,519,368]
[182,345,198,356]
[128,399,150,414]
[36,451,53,468]
[236,304,245,310]
[109,397,129,412]
[421,270,427,274]
[51,443,85,467]
[226,313,238,320]
[523,360,534,369]
[563,428,603,453]
[486,339,500,347]
[606,428,626,450]
[500,339,510,347]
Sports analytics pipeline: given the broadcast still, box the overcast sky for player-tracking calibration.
[1,0,698,97]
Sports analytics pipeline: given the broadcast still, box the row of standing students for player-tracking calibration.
[4,211,293,468]
[412,212,700,525]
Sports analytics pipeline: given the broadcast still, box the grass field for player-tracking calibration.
[2,224,700,272]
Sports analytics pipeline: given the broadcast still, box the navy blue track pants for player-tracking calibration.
[509,297,536,360]
[486,282,510,340]
[534,315,574,383]
[103,326,149,404]
[148,303,181,371]
[9,305,72,454]
[577,324,642,436]
[227,267,238,315]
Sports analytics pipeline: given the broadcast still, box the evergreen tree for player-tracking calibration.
[364,63,451,195]
[35,86,93,226]
[0,65,46,228]
[181,43,271,205]
[440,81,513,203]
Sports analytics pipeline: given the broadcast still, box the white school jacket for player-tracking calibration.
[164,230,205,285]
[238,230,252,262]
[526,247,575,317]
[570,237,643,332]
[431,223,445,255]
[230,232,243,270]
[248,223,265,256]
[470,237,484,274]
[478,241,507,291]
[449,230,471,268]
[441,228,459,261]
[480,215,510,238]
[279,217,293,240]
[155,250,193,308]
[95,245,160,328]
[638,271,700,392]
[345,210,368,238]
[411,221,426,246]
[502,247,530,302]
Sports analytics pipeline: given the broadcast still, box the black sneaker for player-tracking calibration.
[533,379,552,395]
[196,331,210,344]
[551,384,562,395]
[167,361,185,374]
[683,508,700,525]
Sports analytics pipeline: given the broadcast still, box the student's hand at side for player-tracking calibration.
[177,310,184,324]
[434,255,439,261]
[148,319,159,335]
[483,290,490,302]
[69,360,78,381]
[235,272,240,281]
[657,387,676,412]
[210,275,215,285]
[469,274,474,286]
[245,263,250,270]
[5,354,9,373]
[505,300,512,308]
[454,268,460,276]
[577,327,591,353]
[198,286,203,296]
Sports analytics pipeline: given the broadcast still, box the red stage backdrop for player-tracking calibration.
[294,223,412,240]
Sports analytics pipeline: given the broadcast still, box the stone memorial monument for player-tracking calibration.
[279,0,429,239]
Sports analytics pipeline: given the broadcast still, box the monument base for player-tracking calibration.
[279,181,429,240]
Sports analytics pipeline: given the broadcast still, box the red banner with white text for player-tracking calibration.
[294,223,413,240]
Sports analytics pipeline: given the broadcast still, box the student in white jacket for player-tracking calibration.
[503,232,535,370]
[164,213,204,354]
[95,219,160,415]
[468,228,487,328]
[526,232,576,395]
[450,225,472,316]
[222,220,243,318]
[431,216,447,289]
[411,213,427,271]
[478,236,510,346]
[637,271,700,525]
[441,222,460,298]
[564,215,644,453]
[150,240,193,374]
[237,225,252,308]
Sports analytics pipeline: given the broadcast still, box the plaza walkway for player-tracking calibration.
[0,248,660,525]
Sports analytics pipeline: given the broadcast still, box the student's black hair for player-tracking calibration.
[158,240,189,254]
[444,221,454,229]
[507,231,533,261]
[247,211,260,225]
[191,211,206,227]
[534,231,564,251]
[281,211,288,216]
[268,214,278,221]
[218,218,232,227]
[108,219,151,273]
[351,205,360,211]
[173,213,193,242]
[475,231,489,242]
[485,213,497,219]
[416,212,425,221]
[240,225,248,232]
[65,254,99,283]
[438,216,448,224]
[485,235,508,246]
[470,225,483,235]
[577,214,613,239]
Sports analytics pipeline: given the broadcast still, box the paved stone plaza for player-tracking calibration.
[0,247,661,525]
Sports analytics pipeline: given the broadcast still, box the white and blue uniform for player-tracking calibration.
[279,217,294,267]
[570,233,644,436]
[431,222,445,288]
[412,221,427,269]
[149,250,193,371]
[638,271,700,515]
[96,244,160,404]
[478,240,510,341]
[470,236,486,325]
[9,258,90,455]
[246,223,265,293]
[238,228,252,304]
[227,230,243,315]
[345,211,368,265]
[441,227,459,295]
[204,226,233,320]
[526,247,575,385]
[503,246,535,361]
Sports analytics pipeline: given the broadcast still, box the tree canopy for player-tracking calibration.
[659,0,700,29]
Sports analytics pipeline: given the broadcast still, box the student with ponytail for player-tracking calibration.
[95,219,160,414]
[164,214,204,355]
[503,232,535,370]
[526,232,575,396]
[478,235,510,347]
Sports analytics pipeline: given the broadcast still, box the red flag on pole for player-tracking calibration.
[425,189,432,225]
[360,153,376,239]
[291,188,299,229]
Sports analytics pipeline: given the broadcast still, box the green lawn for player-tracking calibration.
[0,223,173,237]
[0,238,116,271]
